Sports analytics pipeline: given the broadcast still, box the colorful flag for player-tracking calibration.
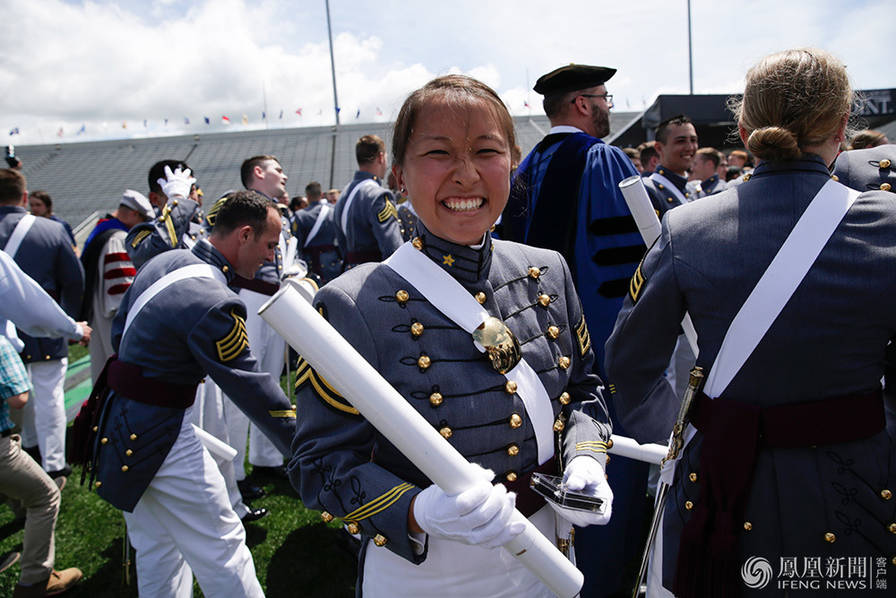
[524,100,530,108]
[143,119,148,128]
[222,116,231,124]
[241,114,248,125]
[164,118,168,126]
[77,124,86,135]
[122,122,127,129]
[204,116,210,125]
[184,117,190,125]
[296,108,303,117]
[279,109,283,119]
[262,111,266,120]
[57,127,63,137]
[8,127,19,136]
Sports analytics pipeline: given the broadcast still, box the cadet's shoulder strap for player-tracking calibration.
[2,214,36,258]
[122,263,226,339]
[704,179,861,397]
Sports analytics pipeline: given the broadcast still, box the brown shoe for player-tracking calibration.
[45,567,83,595]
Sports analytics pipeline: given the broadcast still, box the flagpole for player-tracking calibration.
[263,81,269,130]
[687,0,694,95]
[325,0,340,188]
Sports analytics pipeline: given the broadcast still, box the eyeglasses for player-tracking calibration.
[574,93,613,105]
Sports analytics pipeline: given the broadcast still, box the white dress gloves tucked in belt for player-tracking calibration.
[412,464,526,549]
[550,455,614,527]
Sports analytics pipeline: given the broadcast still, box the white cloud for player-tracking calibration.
[1,0,892,145]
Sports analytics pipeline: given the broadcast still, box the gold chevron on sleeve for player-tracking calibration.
[377,199,398,223]
[206,195,229,228]
[159,204,178,248]
[216,310,248,362]
[629,261,645,303]
[269,409,297,418]
[130,229,151,248]
[342,482,415,522]
[575,441,608,454]
[575,315,591,357]
[295,357,359,415]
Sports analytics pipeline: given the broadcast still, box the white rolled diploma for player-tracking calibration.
[618,175,699,356]
[192,423,238,461]
[259,279,584,598]
[607,434,666,465]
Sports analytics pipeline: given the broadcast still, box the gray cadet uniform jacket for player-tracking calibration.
[92,239,296,511]
[606,155,896,595]
[0,206,84,362]
[290,223,612,567]
[332,171,403,266]
[642,166,694,218]
[292,200,342,283]
[126,197,207,269]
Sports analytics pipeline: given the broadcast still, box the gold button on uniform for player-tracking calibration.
[824,532,836,543]
[130,434,137,441]
[689,473,698,483]
[547,325,559,339]
[509,414,523,429]
[557,356,570,370]
[744,522,753,531]
[121,465,129,472]
[559,392,571,405]
[346,522,360,535]
[506,472,518,482]
[321,511,334,523]
[125,449,133,456]
[222,265,229,273]
[685,501,693,510]
[410,322,424,337]
[475,292,487,304]
[528,267,541,279]
[92,426,98,432]
[889,523,896,534]
[94,481,102,488]
[880,159,892,169]
[429,392,443,407]
[606,438,614,449]
[439,427,453,439]
[100,437,108,444]
[505,381,517,394]
[373,534,387,547]
[882,489,893,500]
[830,174,839,182]
[395,290,410,305]
[417,355,431,369]
[882,183,893,192]
[553,418,565,432]
[538,294,551,307]
[507,444,519,456]
[412,237,423,250]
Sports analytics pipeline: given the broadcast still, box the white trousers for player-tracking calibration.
[224,289,283,479]
[189,379,248,518]
[22,358,68,472]
[123,410,263,598]
[361,505,567,598]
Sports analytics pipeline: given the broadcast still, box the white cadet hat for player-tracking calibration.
[120,189,154,220]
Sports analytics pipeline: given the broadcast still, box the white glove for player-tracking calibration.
[413,465,526,549]
[157,165,196,200]
[549,456,613,527]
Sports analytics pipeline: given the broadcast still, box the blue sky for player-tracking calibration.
[3,0,893,144]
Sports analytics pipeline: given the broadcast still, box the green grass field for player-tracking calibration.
[0,348,357,596]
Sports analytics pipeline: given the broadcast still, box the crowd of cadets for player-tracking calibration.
[0,110,891,596]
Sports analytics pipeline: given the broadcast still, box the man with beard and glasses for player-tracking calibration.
[500,64,648,598]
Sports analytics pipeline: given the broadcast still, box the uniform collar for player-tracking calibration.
[414,221,492,284]
[655,166,689,191]
[0,205,27,215]
[751,154,832,178]
[353,170,381,184]
[548,125,585,135]
[192,238,236,285]
[702,173,719,187]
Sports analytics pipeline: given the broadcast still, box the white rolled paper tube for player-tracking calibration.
[618,175,699,357]
[191,424,238,461]
[259,279,584,598]
[619,175,662,246]
[607,434,667,465]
